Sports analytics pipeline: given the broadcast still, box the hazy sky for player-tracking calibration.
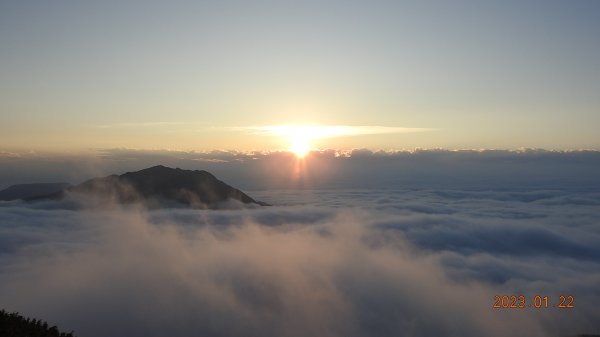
[1,1,599,151]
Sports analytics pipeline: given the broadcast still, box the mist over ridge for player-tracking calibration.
[14,165,268,209]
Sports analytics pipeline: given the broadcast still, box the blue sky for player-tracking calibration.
[1,1,599,150]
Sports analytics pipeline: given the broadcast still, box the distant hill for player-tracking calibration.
[26,165,269,208]
[0,183,71,201]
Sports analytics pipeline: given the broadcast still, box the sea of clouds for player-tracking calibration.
[1,186,599,337]
[1,149,599,336]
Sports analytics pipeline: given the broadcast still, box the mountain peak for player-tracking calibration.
[25,166,269,208]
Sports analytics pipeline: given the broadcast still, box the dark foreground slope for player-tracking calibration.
[27,165,268,208]
[0,309,75,337]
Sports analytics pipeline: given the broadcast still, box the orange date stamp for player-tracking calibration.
[493,295,575,309]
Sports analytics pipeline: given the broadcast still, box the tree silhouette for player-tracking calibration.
[0,309,75,337]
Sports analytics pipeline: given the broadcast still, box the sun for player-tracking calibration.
[290,135,310,158]
[251,124,348,158]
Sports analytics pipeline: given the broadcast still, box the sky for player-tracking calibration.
[1,0,599,151]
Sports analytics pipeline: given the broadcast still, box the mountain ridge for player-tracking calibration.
[0,183,72,201]
[19,165,269,208]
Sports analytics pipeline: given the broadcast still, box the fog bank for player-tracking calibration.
[1,188,599,336]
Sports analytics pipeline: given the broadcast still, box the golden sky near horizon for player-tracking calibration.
[1,1,599,151]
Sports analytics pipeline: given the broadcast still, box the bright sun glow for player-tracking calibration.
[290,135,310,158]
[243,125,432,158]
[267,125,343,158]
[243,124,432,159]
[243,125,343,158]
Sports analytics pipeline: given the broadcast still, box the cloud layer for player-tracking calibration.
[1,148,599,190]
[1,187,599,337]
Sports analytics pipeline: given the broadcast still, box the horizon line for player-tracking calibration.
[2,147,600,159]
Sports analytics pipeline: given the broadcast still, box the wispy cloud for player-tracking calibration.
[93,122,196,129]
[89,123,435,139]
[233,125,435,139]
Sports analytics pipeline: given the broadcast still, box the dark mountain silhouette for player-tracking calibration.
[0,183,72,201]
[26,165,268,208]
